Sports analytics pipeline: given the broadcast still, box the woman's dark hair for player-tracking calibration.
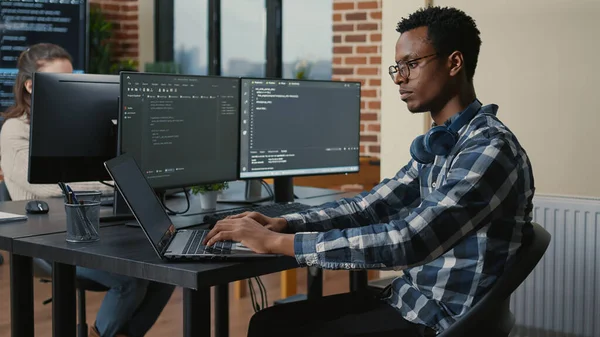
[2,43,72,121]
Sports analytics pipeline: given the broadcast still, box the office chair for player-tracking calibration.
[34,258,109,337]
[438,222,550,336]
[0,180,11,265]
[366,222,550,337]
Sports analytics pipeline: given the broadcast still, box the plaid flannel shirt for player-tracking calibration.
[282,103,535,333]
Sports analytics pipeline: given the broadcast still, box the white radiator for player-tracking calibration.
[510,194,600,337]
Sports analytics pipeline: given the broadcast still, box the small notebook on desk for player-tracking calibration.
[0,211,28,224]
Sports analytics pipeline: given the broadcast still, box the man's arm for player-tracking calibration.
[289,135,523,269]
[281,159,422,233]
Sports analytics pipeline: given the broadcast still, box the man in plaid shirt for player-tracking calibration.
[206,6,534,337]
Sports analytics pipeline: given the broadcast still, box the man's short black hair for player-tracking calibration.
[396,6,481,81]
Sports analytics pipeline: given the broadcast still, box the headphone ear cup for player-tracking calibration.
[410,135,435,164]
[425,128,458,156]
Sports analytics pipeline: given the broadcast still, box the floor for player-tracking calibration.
[0,252,353,337]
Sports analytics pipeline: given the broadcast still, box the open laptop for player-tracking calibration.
[104,153,277,260]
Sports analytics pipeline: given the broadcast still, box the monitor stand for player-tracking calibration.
[274,176,294,203]
[217,180,272,204]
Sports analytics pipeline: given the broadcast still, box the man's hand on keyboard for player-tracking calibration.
[203,216,295,256]
[224,212,289,233]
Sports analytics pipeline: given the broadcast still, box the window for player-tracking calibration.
[174,0,208,75]
[221,0,266,77]
[282,0,332,80]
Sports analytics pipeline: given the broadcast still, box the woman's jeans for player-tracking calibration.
[77,267,175,337]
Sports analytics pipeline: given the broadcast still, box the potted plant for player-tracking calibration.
[190,182,229,210]
[294,59,312,79]
[88,6,138,74]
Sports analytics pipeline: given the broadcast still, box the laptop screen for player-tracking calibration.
[104,153,176,255]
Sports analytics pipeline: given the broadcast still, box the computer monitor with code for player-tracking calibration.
[118,72,240,192]
[238,78,361,200]
[0,0,88,114]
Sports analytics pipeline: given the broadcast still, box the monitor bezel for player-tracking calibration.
[118,71,242,191]
[237,76,362,180]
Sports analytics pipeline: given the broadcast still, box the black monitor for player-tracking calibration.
[29,72,119,184]
[238,78,361,200]
[0,0,88,114]
[118,72,240,193]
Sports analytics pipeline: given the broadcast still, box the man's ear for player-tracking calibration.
[448,51,464,77]
[24,79,33,94]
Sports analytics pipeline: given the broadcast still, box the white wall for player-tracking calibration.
[380,0,429,180]
[380,0,600,198]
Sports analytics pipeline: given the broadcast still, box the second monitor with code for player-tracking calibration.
[118,72,240,192]
[239,78,361,179]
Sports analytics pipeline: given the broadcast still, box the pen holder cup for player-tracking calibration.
[63,190,102,203]
[65,201,101,243]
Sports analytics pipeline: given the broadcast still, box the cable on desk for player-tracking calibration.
[162,188,190,215]
[261,180,274,201]
[99,181,114,188]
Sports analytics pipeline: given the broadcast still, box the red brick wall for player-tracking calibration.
[89,0,139,62]
[332,0,382,158]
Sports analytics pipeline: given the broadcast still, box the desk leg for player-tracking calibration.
[349,270,368,292]
[10,253,33,337]
[183,287,210,337]
[214,284,229,337]
[53,262,76,337]
[307,266,323,300]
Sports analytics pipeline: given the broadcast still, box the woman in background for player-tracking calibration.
[0,43,175,337]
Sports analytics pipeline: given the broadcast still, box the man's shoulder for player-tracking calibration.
[464,112,526,158]
[471,111,512,137]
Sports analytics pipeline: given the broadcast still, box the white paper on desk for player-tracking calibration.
[0,211,28,223]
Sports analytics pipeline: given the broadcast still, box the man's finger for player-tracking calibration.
[204,222,234,244]
[225,211,251,219]
[206,231,232,247]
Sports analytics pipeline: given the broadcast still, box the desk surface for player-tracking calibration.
[0,198,125,250]
[0,186,352,251]
[13,225,298,289]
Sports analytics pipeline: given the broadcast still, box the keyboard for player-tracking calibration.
[182,229,233,255]
[203,202,312,227]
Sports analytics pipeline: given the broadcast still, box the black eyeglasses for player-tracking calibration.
[388,53,438,80]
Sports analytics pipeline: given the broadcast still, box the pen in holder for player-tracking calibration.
[65,200,100,243]
[58,183,101,243]
[63,190,102,203]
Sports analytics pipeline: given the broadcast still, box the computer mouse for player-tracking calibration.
[25,200,50,214]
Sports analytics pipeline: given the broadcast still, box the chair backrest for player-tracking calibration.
[438,222,551,337]
[0,180,12,202]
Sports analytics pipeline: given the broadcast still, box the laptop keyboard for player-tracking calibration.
[203,202,312,227]
[182,229,233,255]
